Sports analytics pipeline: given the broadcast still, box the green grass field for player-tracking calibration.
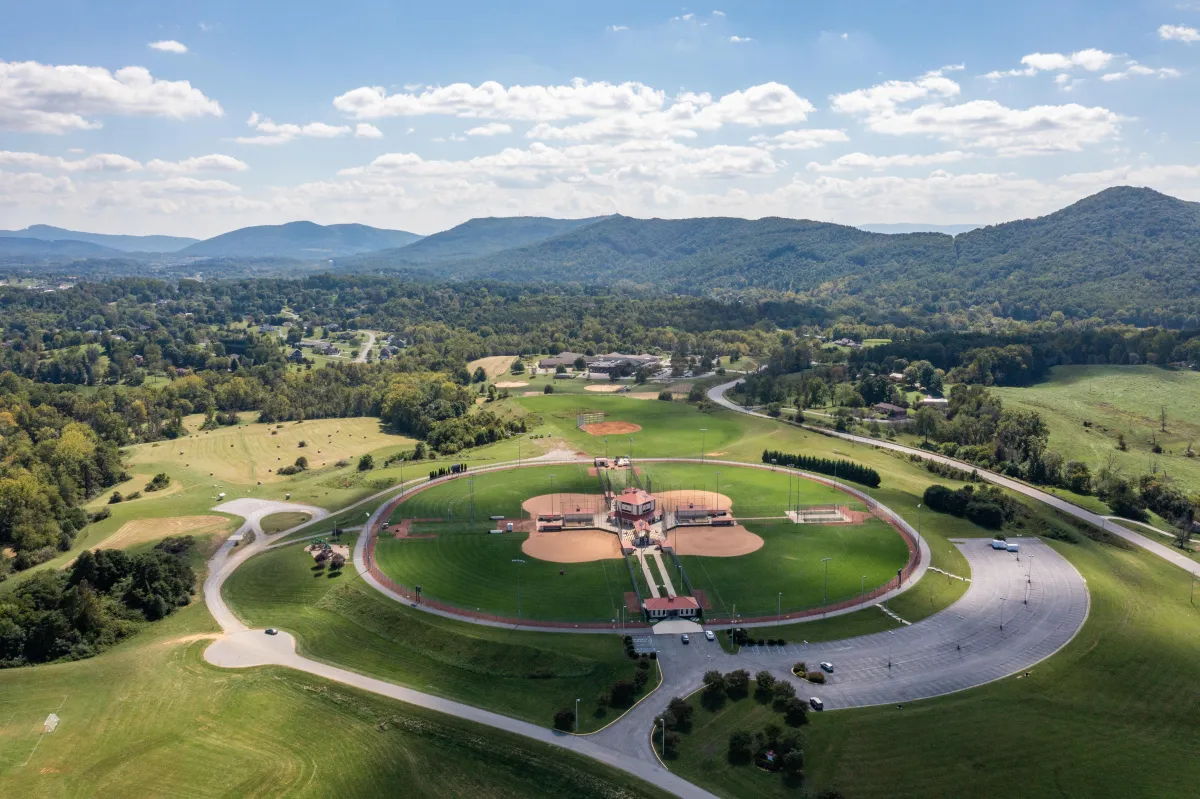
[223,537,652,731]
[0,606,669,799]
[374,463,911,621]
[992,365,1200,493]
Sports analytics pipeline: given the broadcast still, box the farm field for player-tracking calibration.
[991,365,1200,492]
[222,538,653,731]
[0,604,669,799]
[468,355,517,380]
[126,413,415,487]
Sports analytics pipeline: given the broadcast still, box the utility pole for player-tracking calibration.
[861,574,866,601]
[999,596,1007,631]
[575,698,580,734]
[777,592,782,625]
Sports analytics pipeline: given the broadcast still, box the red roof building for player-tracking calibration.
[643,595,701,618]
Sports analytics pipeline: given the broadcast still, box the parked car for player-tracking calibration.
[265,628,278,636]
[820,661,834,673]
[705,630,716,642]
[810,697,824,711]
[681,633,690,644]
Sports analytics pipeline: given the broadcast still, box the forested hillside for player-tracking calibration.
[178,221,422,259]
[344,187,1200,326]
[356,215,607,266]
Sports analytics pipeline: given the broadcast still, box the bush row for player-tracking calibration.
[762,449,881,488]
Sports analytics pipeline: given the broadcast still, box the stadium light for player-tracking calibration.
[699,428,707,463]
[821,557,833,604]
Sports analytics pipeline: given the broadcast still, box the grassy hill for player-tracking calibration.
[991,365,1200,493]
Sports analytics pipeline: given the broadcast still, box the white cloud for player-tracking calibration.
[0,150,141,172]
[526,82,814,141]
[806,150,973,172]
[729,35,754,43]
[672,13,696,22]
[1159,23,1200,42]
[606,25,629,32]
[0,58,222,133]
[148,40,188,54]
[713,10,726,16]
[832,70,1124,155]
[146,154,249,173]
[355,123,383,138]
[750,129,850,150]
[1101,62,1182,81]
[236,112,353,144]
[0,150,248,175]
[984,48,1115,79]
[466,122,513,136]
[334,78,667,122]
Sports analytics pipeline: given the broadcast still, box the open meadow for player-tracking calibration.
[992,365,1200,492]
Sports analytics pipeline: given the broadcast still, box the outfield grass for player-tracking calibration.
[374,463,911,621]
[0,604,669,799]
[223,538,652,731]
[992,365,1200,493]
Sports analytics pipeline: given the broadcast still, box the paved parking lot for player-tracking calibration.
[592,537,1088,761]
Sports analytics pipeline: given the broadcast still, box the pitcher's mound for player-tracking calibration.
[583,421,642,435]
[522,529,624,563]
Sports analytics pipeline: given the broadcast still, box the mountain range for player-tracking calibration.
[2,186,1197,324]
[0,224,196,253]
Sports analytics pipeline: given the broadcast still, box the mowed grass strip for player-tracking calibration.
[222,540,643,731]
[260,512,313,535]
[0,603,669,798]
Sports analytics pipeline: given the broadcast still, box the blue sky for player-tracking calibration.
[2,0,1199,236]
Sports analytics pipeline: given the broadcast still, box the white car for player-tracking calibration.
[810,697,824,711]
[704,630,716,642]
[820,661,834,673]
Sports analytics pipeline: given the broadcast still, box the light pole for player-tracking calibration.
[715,471,721,506]
[699,428,707,463]
[604,437,609,461]
[861,574,866,601]
[821,557,833,604]
[575,698,580,733]
[999,597,1008,631]
[916,503,923,560]
[469,477,476,524]
[777,591,782,625]
[549,473,556,515]
[660,716,666,755]
[512,558,525,620]
[1027,554,1035,584]
[629,436,634,463]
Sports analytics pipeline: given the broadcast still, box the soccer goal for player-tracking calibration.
[576,411,605,429]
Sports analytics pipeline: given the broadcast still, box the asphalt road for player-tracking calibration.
[708,378,1200,577]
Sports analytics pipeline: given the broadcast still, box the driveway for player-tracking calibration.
[356,331,375,363]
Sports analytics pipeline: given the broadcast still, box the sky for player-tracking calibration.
[2,0,1200,237]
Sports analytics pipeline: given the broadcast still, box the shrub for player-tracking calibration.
[792,661,806,676]
[145,473,170,492]
[725,669,750,697]
[662,730,681,757]
[89,507,112,523]
[108,491,124,504]
[772,680,796,703]
[702,670,727,695]
[543,384,554,394]
[784,696,810,726]
[658,390,673,401]
[553,707,575,731]
[610,679,636,706]
[126,491,141,500]
[805,671,826,684]
[294,456,309,470]
[666,697,694,728]
[298,440,307,447]
[762,449,881,488]
[754,671,776,695]
[728,729,754,762]
[358,454,375,471]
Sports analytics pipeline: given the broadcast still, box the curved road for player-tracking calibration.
[708,379,1199,577]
